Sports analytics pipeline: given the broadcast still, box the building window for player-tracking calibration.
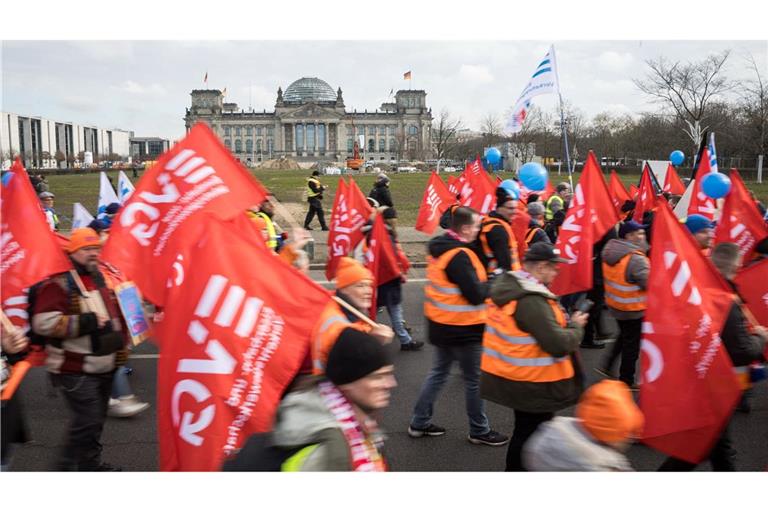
[224,139,231,150]
[235,126,242,136]
[246,126,253,136]
[267,139,274,154]
[246,139,253,153]
[346,126,354,136]
[235,140,242,153]
[347,139,354,152]
[389,125,396,136]
[295,125,304,150]
[368,138,375,152]
[257,139,262,154]
[409,125,418,135]
[379,138,386,151]
[318,124,326,149]
[224,126,231,136]
[306,124,315,150]
[369,126,376,135]
[390,138,396,151]
[256,126,263,136]
[267,126,274,136]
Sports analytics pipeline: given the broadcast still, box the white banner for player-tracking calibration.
[98,171,120,217]
[72,202,95,229]
[118,170,135,204]
[506,45,560,134]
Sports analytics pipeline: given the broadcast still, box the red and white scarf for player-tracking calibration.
[317,380,387,471]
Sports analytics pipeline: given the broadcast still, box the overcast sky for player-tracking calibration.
[2,40,765,141]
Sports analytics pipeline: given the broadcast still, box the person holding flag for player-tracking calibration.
[409,206,509,447]
[480,242,588,471]
[596,220,649,387]
[476,183,522,275]
[658,242,767,471]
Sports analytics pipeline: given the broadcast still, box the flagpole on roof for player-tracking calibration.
[551,45,574,191]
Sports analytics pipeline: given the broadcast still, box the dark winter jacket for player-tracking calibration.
[601,238,649,320]
[527,220,551,245]
[474,211,515,271]
[427,234,489,346]
[369,182,393,208]
[723,282,766,366]
[480,270,584,413]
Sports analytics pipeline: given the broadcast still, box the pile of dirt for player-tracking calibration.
[258,156,302,170]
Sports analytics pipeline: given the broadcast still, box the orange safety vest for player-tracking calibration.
[479,216,521,272]
[602,251,648,312]
[524,226,546,245]
[311,300,371,375]
[481,299,574,383]
[424,247,488,326]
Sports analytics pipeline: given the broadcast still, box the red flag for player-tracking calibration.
[157,217,331,471]
[633,164,657,222]
[466,157,483,176]
[511,201,532,258]
[364,214,402,318]
[713,169,768,264]
[663,163,686,195]
[550,151,620,296]
[609,170,631,212]
[734,259,768,328]
[325,179,368,280]
[629,183,638,199]
[446,175,460,197]
[1,159,72,332]
[640,201,740,464]
[347,177,373,220]
[687,147,717,220]
[415,172,454,234]
[101,123,268,306]
[460,169,496,214]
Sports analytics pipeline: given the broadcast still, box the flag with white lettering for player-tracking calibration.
[505,45,560,134]
[415,171,454,234]
[713,169,768,265]
[101,122,268,306]
[157,217,331,471]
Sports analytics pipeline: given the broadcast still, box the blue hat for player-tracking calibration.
[88,219,109,232]
[618,220,646,238]
[105,202,121,215]
[685,214,715,234]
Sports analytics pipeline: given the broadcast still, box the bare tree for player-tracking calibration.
[507,105,551,168]
[432,109,463,168]
[738,52,768,158]
[480,113,503,145]
[634,51,732,151]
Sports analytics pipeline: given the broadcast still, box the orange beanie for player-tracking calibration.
[67,228,102,253]
[335,257,373,289]
[576,380,644,444]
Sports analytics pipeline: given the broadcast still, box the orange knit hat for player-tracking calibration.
[576,380,644,444]
[335,257,373,289]
[67,228,102,253]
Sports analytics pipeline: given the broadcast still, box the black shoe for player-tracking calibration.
[580,340,606,349]
[468,430,509,447]
[408,423,446,438]
[321,227,329,231]
[400,340,424,351]
[303,226,314,231]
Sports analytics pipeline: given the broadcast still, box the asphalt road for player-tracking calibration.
[7,270,768,471]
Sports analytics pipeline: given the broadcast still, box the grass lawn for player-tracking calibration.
[43,168,768,231]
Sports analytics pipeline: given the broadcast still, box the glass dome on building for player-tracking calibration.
[283,77,336,103]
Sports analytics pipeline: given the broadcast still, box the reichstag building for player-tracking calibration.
[184,77,433,164]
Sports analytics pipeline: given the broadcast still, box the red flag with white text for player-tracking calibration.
[550,152,620,296]
[325,179,367,280]
[734,259,768,329]
[364,214,402,318]
[101,123,268,306]
[460,168,496,214]
[1,159,72,332]
[687,147,717,220]
[609,170,631,212]
[633,164,657,222]
[640,201,740,464]
[629,184,638,199]
[415,172,454,234]
[713,169,768,265]
[156,217,331,471]
[347,177,373,248]
[663,164,686,195]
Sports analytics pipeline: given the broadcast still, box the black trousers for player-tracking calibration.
[603,317,642,385]
[581,286,606,345]
[506,410,554,471]
[303,198,327,229]
[51,372,114,470]
[658,419,736,471]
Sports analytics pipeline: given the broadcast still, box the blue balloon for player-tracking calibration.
[701,172,731,199]
[518,162,548,191]
[485,147,502,166]
[669,150,685,166]
[499,179,520,200]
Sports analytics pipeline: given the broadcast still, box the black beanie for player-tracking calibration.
[326,328,392,386]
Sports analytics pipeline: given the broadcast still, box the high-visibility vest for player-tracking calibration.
[479,216,521,273]
[481,298,574,383]
[525,226,546,245]
[253,211,278,249]
[424,247,487,326]
[545,195,564,221]
[307,177,322,198]
[603,251,648,312]
[311,300,371,375]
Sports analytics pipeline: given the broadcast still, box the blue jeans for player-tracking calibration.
[111,366,132,399]
[411,343,490,437]
[384,302,412,345]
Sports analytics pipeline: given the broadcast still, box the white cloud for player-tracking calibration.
[237,85,277,110]
[112,81,167,95]
[591,78,636,93]
[59,95,98,112]
[598,51,635,72]
[459,64,494,85]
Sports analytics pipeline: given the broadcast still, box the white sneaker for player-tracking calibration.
[108,395,150,418]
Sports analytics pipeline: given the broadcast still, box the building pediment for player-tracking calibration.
[278,102,343,121]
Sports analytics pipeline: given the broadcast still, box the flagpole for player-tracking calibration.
[559,93,574,191]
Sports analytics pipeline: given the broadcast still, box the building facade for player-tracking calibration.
[130,137,171,162]
[184,77,433,164]
[0,112,132,169]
